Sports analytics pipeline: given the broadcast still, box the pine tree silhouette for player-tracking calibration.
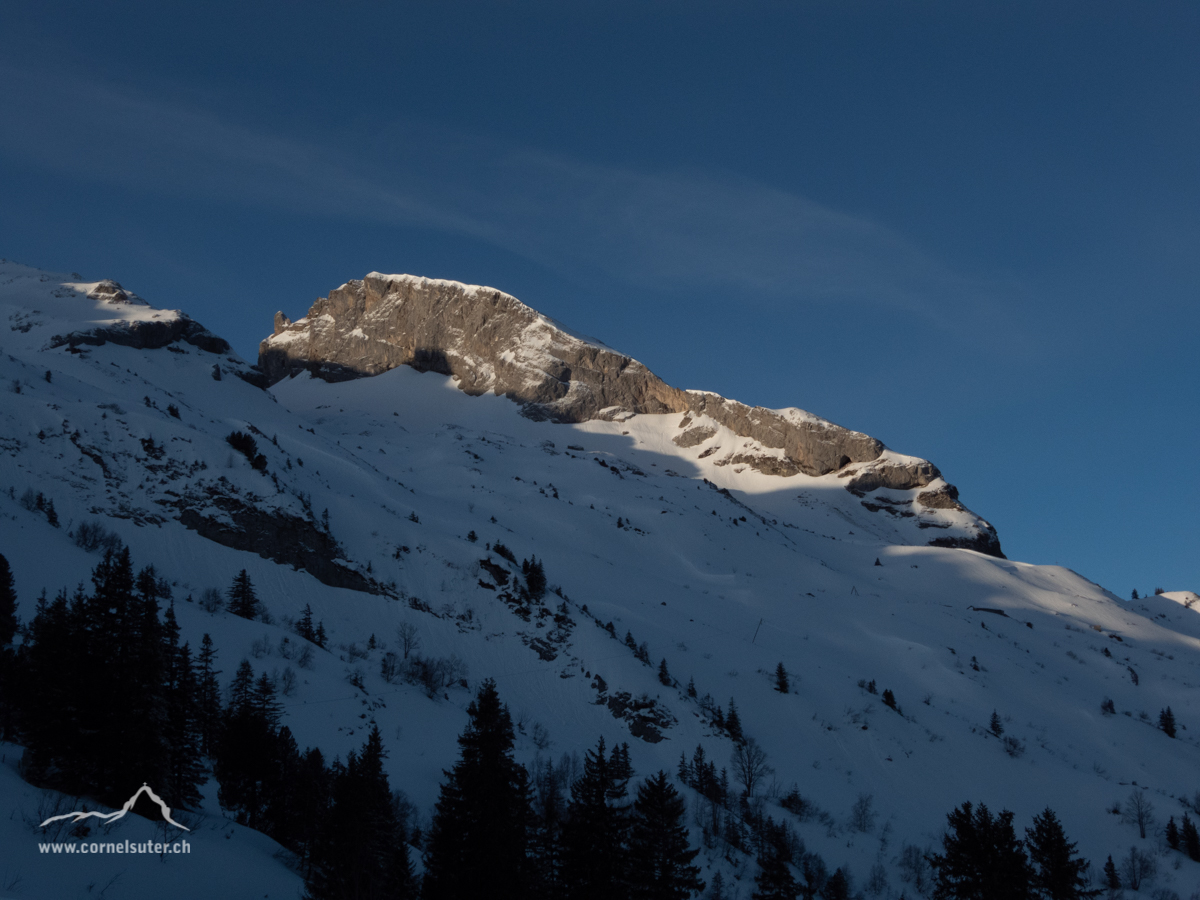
[306,726,412,899]
[17,551,188,811]
[725,700,743,742]
[561,737,633,900]
[227,569,260,619]
[1024,807,1098,899]
[1159,706,1177,737]
[1102,855,1120,890]
[774,662,789,694]
[196,634,222,757]
[529,757,568,900]
[929,801,1033,900]
[823,869,850,900]
[0,553,16,647]
[423,679,533,900]
[751,842,798,900]
[216,661,275,830]
[1182,813,1200,861]
[161,605,205,809]
[526,557,547,600]
[627,771,704,900]
[0,553,17,740]
[296,605,318,643]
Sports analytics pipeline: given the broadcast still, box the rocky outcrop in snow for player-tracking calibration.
[261,275,889,476]
[259,272,1001,555]
[259,273,687,419]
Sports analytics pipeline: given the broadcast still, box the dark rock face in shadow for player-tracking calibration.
[176,498,380,594]
[50,316,231,356]
[929,532,1006,559]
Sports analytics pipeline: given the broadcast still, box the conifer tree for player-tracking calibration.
[423,679,533,900]
[227,569,260,619]
[1166,816,1180,850]
[677,751,691,785]
[292,746,332,873]
[799,852,828,900]
[752,843,798,900]
[929,801,1033,900]
[297,604,317,643]
[1182,813,1200,861]
[0,553,16,647]
[627,771,704,900]
[1102,855,1119,890]
[196,633,222,757]
[609,741,634,800]
[216,660,276,829]
[659,658,672,686]
[228,659,256,712]
[307,726,412,900]
[561,737,633,900]
[990,711,1004,737]
[823,869,850,900]
[161,605,205,809]
[0,554,17,740]
[1024,807,1098,899]
[100,557,168,804]
[252,671,283,728]
[526,557,547,600]
[725,700,743,743]
[530,757,568,900]
[19,587,84,790]
[774,663,789,694]
[17,551,180,808]
[1159,706,1177,738]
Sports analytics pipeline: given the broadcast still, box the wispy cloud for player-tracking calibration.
[0,65,1016,331]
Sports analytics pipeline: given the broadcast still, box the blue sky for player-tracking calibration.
[1,1,1196,597]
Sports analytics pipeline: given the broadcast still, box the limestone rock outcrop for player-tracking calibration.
[259,272,1001,556]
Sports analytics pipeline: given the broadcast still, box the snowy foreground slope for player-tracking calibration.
[1,260,1199,898]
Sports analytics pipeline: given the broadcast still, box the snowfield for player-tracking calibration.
[0,260,1197,898]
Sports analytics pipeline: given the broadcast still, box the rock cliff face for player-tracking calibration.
[259,273,688,419]
[259,272,1000,556]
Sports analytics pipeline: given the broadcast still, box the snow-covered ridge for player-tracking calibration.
[258,271,999,552]
[0,259,233,358]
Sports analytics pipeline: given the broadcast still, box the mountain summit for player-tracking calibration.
[260,272,1001,556]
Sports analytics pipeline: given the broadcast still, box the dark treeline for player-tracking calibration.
[0,550,1114,900]
[928,802,1100,900]
[0,548,416,897]
[422,678,704,900]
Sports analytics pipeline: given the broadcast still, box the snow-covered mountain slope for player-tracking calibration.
[2,260,1199,898]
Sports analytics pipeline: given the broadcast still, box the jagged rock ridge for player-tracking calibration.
[259,272,1001,556]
